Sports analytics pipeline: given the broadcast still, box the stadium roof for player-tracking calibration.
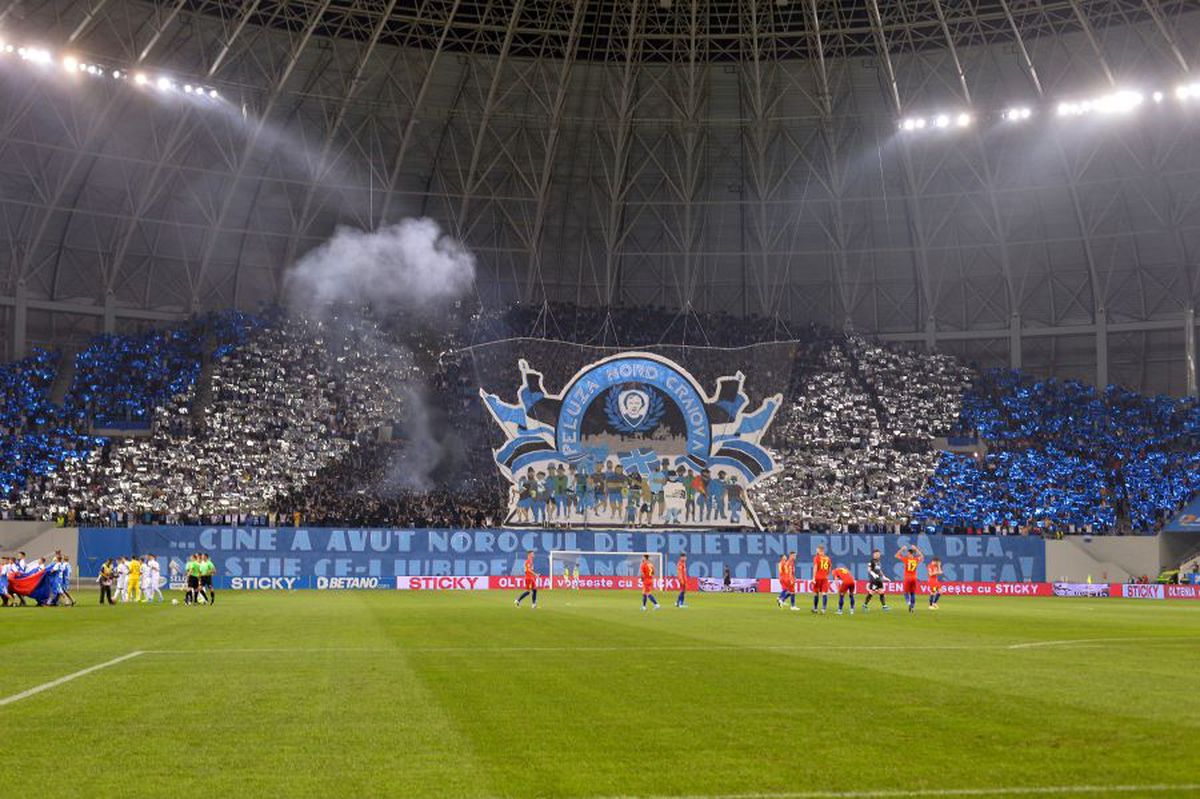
[0,0,1198,393]
[157,0,1191,63]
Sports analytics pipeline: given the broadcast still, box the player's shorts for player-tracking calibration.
[201,575,213,587]
[903,579,919,594]
[781,579,796,593]
[868,578,884,591]
[838,581,856,594]
[928,580,941,592]
[523,576,536,590]
[187,575,200,589]
[812,577,830,593]
[641,580,655,594]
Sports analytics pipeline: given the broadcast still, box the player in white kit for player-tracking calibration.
[144,555,164,602]
[116,557,130,602]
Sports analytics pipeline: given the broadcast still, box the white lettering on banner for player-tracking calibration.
[316,577,382,590]
[995,583,1041,596]
[229,577,295,591]
[1121,584,1165,600]
[1165,585,1200,599]
[396,576,487,591]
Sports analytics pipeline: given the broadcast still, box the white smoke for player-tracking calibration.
[378,384,443,495]
[283,217,476,498]
[285,218,476,317]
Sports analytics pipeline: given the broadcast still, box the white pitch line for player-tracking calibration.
[0,651,144,707]
[1007,636,1200,650]
[599,784,1200,799]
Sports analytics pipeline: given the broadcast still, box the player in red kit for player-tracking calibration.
[675,553,688,608]
[777,552,798,610]
[775,554,788,607]
[811,546,832,614]
[896,545,924,613]
[514,550,539,609]
[640,554,660,611]
[927,557,944,610]
[832,565,856,615]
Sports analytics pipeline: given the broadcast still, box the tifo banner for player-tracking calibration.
[1053,582,1111,597]
[77,528,1047,588]
[480,351,782,529]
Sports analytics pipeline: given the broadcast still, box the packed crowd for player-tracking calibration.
[0,302,1196,533]
[755,335,972,530]
[915,371,1200,533]
[468,301,819,347]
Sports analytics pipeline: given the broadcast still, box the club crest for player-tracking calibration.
[605,386,664,433]
[480,352,782,530]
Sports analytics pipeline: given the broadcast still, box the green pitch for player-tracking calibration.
[5,591,1199,798]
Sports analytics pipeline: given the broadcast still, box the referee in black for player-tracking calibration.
[862,548,890,612]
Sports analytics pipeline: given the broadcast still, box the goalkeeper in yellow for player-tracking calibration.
[128,556,143,602]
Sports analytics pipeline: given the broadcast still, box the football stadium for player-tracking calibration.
[2,0,1200,796]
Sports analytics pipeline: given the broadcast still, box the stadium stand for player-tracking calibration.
[0,304,1196,533]
[915,371,1200,535]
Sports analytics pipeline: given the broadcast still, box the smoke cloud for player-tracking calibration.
[282,217,477,499]
[377,384,448,495]
[285,217,476,318]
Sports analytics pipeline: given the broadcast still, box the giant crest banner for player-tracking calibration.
[480,352,782,529]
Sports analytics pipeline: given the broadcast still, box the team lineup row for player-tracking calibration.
[515,546,946,613]
[94,553,218,605]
